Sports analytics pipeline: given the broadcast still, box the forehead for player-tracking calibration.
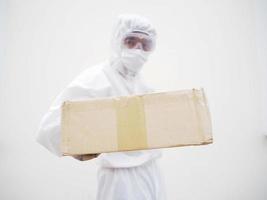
[124,31,150,40]
[131,30,149,36]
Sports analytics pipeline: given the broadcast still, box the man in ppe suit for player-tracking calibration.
[36,14,166,200]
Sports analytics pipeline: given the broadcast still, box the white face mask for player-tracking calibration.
[120,49,150,76]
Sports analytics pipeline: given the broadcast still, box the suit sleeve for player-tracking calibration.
[36,83,97,157]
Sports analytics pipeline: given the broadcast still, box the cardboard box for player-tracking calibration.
[61,88,213,159]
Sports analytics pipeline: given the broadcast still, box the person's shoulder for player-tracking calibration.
[74,62,105,82]
[70,62,110,88]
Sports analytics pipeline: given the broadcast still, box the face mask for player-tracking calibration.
[120,49,150,76]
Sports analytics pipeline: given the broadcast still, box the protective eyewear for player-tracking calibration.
[122,33,155,52]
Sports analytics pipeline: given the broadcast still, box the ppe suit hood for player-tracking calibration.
[109,14,156,78]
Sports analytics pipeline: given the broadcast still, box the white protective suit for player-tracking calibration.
[36,14,166,200]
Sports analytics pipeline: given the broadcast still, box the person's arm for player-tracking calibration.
[36,83,96,158]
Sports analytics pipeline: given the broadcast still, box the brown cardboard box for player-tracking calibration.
[61,88,213,159]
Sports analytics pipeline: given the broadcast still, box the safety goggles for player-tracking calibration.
[122,33,155,52]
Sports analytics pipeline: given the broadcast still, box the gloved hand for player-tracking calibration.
[72,154,99,161]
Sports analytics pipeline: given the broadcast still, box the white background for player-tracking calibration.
[1,0,267,199]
